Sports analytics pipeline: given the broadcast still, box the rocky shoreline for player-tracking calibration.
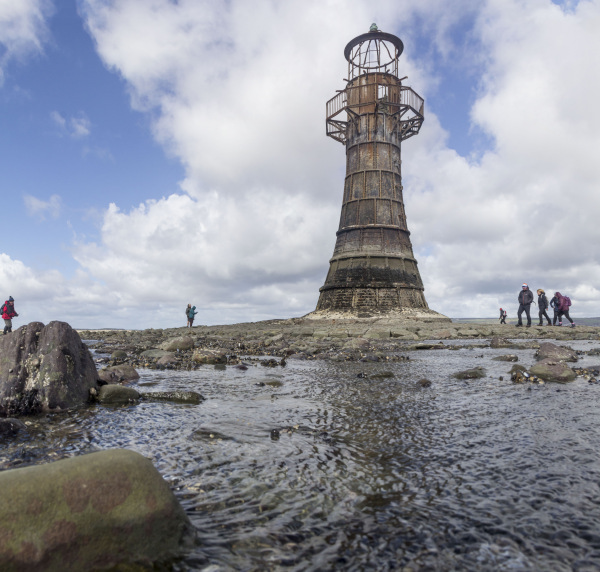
[79,315,600,371]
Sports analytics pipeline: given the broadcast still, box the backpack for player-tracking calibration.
[0,303,5,315]
[561,296,571,311]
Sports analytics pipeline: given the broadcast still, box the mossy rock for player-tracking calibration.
[0,449,192,570]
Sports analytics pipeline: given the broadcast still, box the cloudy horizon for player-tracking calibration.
[1,0,599,329]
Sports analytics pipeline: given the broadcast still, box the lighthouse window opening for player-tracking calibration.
[378,85,389,100]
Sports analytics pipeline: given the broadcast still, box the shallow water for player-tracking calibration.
[3,339,600,571]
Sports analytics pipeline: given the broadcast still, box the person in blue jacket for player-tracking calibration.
[186,304,198,328]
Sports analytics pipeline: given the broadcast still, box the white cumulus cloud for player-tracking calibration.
[0,0,52,84]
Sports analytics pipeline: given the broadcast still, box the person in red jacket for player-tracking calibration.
[2,296,18,335]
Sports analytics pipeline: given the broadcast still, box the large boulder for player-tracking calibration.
[0,449,192,570]
[536,342,578,362]
[0,321,99,416]
[529,359,576,383]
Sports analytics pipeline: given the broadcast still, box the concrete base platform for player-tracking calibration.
[303,307,451,324]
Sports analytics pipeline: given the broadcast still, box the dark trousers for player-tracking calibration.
[554,310,573,325]
[538,308,551,325]
[518,304,531,325]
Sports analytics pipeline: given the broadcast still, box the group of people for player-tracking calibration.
[499,284,575,327]
[185,304,198,327]
[1,296,18,335]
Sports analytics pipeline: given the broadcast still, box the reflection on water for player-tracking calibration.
[3,341,600,570]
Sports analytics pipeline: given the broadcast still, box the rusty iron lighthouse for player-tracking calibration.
[316,25,430,315]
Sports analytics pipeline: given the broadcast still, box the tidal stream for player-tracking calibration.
[2,339,600,571]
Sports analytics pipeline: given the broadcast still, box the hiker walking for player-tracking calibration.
[499,308,507,324]
[186,304,198,328]
[517,283,534,327]
[2,296,18,335]
[537,289,552,326]
[552,292,575,327]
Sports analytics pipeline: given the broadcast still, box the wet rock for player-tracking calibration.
[192,349,227,365]
[536,342,578,362]
[110,350,128,360]
[417,378,432,387]
[0,418,28,438]
[0,321,99,416]
[409,343,446,350]
[492,355,519,362]
[140,349,171,359]
[160,336,194,352]
[490,337,515,349]
[430,328,457,339]
[97,384,140,404]
[389,329,419,340]
[260,358,280,367]
[0,449,192,570]
[343,337,371,350]
[370,371,395,379]
[509,364,527,374]
[156,353,178,366]
[511,370,529,383]
[529,359,576,383]
[453,367,486,379]
[98,363,140,384]
[141,391,204,404]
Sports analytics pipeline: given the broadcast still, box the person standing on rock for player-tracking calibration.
[186,305,198,328]
[1,296,18,335]
[499,308,507,324]
[552,292,575,327]
[536,289,552,326]
[517,283,534,327]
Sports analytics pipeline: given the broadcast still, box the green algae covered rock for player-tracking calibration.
[0,449,192,570]
[97,384,140,404]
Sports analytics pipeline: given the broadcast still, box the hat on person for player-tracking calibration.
[522,283,528,288]
[8,296,13,301]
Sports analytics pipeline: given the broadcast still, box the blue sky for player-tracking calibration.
[1,0,600,329]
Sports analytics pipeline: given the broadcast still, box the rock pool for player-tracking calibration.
[2,339,600,571]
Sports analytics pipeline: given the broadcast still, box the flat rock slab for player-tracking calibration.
[0,449,192,570]
[141,391,204,404]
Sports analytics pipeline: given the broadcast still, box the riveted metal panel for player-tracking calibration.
[381,171,394,198]
[344,201,358,226]
[365,171,379,198]
[358,199,375,226]
[351,174,364,200]
[377,199,392,225]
